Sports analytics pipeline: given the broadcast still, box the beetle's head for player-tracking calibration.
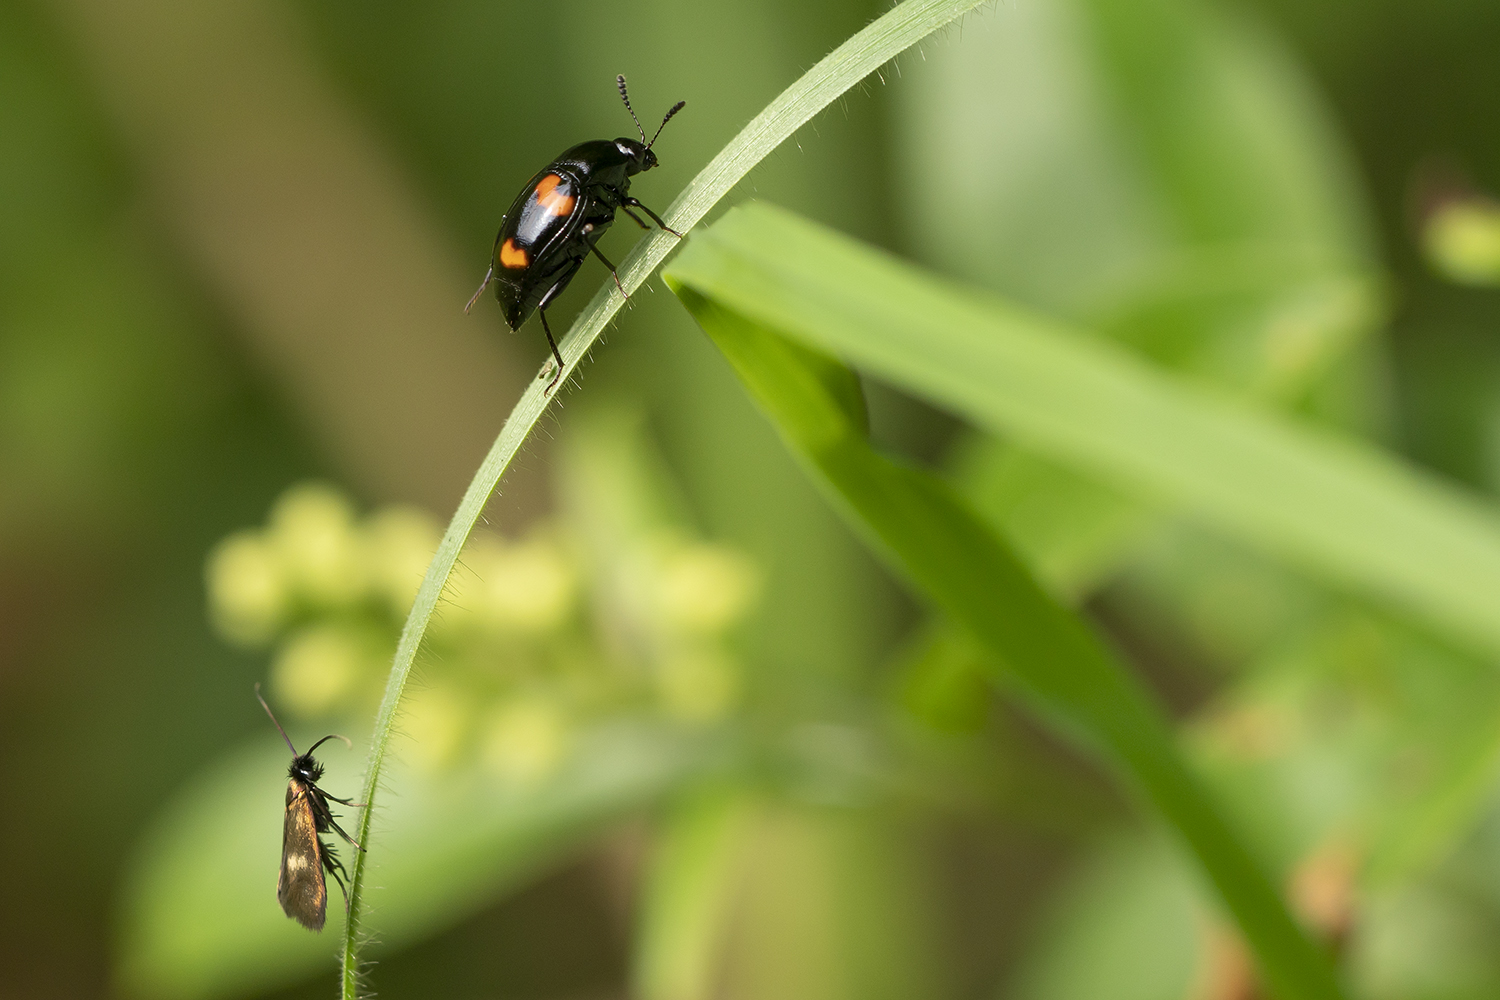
[616,75,684,175]
[614,138,658,175]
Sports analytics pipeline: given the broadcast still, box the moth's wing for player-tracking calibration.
[277,781,328,931]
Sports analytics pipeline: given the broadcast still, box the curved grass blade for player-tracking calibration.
[338,2,989,994]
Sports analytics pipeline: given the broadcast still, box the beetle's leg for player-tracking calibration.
[623,197,683,238]
[621,204,652,231]
[537,309,565,392]
[588,242,628,300]
[465,262,495,313]
[533,260,584,392]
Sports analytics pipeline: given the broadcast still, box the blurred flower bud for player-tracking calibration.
[206,530,286,646]
[366,505,441,614]
[656,647,740,722]
[466,530,576,634]
[652,540,759,634]
[271,623,375,716]
[480,697,569,784]
[268,483,366,608]
[1424,198,1500,286]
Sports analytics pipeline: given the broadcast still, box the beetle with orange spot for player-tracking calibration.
[468,75,686,391]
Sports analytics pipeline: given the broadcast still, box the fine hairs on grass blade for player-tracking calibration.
[337,1,990,994]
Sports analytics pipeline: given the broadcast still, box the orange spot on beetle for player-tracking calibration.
[534,173,576,217]
[499,238,529,268]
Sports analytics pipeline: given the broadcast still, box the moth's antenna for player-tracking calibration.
[647,100,687,150]
[617,74,646,143]
[255,683,299,757]
[305,734,354,756]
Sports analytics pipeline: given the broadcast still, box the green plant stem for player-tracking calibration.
[337,1,988,994]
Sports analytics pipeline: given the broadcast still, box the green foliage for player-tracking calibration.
[98,1,1500,999]
[666,203,1500,659]
[666,198,1500,998]
[667,247,1342,1000]
[1007,834,1201,1000]
[635,791,950,1000]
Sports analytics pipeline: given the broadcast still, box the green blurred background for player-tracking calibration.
[3,0,1499,998]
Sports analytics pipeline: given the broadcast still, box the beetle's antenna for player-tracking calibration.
[255,683,299,757]
[647,100,687,150]
[617,75,646,144]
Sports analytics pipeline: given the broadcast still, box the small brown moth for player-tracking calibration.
[255,685,362,932]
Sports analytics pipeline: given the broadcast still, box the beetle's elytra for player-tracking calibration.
[467,75,686,391]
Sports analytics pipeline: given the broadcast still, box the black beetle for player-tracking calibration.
[467,75,686,390]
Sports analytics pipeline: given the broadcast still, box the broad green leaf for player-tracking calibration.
[668,202,1500,660]
[667,281,1343,1000]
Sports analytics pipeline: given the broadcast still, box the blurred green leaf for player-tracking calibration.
[636,793,950,1000]
[1098,511,1500,914]
[895,626,993,734]
[668,202,1500,661]
[1007,833,1201,1000]
[951,441,1155,599]
[893,0,1377,369]
[1188,607,1500,884]
[1077,0,1370,257]
[118,721,717,1000]
[1355,871,1500,1000]
[667,272,1343,1000]
[1109,527,1329,676]
[895,0,1386,619]
[634,790,757,1000]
